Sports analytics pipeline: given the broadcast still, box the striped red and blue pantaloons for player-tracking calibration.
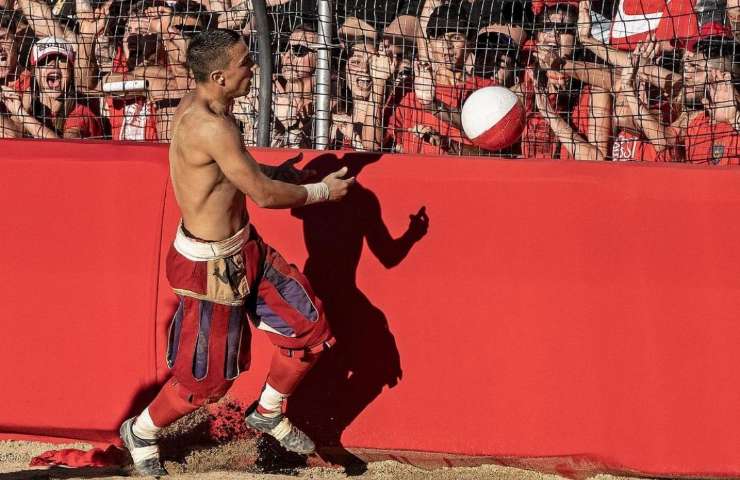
[161,222,333,407]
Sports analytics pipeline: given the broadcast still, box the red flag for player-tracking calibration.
[609,0,699,50]
[29,444,127,468]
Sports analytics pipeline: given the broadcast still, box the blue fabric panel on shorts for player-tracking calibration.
[263,266,317,322]
[224,306,242,380]
[167,297,185,368]
[255,299,295,337]
[193,301,213,380]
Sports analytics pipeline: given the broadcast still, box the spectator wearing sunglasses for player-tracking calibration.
[389,2,496,154]
[520,2,611,160]
[234,24,317,148]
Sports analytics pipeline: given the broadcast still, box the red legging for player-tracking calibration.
[149,349,320,427]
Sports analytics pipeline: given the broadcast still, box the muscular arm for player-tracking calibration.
[205,119,309,208]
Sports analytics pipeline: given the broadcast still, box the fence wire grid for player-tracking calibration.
[1,0,739,163]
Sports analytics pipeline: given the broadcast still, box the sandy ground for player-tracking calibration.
[0,439,656,480]
[0,404,653,480]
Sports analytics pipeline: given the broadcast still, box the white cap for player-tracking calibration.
[31,37,76,66]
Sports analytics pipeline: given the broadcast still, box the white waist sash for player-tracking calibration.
[173,221,249,261]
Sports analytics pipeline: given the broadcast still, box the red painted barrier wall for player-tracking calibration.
[2,139,740,478]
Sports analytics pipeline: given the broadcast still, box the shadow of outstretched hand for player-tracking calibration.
[407,206,429,242]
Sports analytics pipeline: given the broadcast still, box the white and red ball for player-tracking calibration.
[461,86,525,151]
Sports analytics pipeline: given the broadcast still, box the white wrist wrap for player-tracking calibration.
[303,182,330,205]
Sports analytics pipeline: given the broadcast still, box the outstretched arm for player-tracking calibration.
[206,120,353,208]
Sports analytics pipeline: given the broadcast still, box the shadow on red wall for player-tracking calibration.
[252,153,429,473]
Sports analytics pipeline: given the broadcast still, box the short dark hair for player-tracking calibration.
[426,2,474,40]
[187,28,242,83]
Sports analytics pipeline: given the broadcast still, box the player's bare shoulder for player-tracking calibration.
[172,94,219,165]
[173,95,238,160]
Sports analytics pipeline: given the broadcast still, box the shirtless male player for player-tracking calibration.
[118,29,354,476]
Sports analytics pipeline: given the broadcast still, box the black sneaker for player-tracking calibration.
[119,417,168,477]
[245,410,316,455]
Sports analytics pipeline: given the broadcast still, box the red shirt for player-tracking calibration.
[685,113,740,165]
[59,103,104,138]
[105,96,159,141]
[389,76,496,154]
[612,129,675,162]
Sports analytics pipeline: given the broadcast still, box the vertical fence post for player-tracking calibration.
[314,0,333,149]
[253,0,273,147]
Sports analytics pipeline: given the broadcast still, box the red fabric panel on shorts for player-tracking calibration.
[166,244,207,295]
[168,297,236,402]
[253,245,332,351]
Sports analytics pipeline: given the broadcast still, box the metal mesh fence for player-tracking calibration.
[0,0,739,163]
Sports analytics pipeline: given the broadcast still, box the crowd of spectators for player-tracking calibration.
[0,0,739,163]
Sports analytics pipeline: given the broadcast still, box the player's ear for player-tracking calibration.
[211,70,226,86]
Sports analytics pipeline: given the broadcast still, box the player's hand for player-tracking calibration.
[322,166,355,201]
